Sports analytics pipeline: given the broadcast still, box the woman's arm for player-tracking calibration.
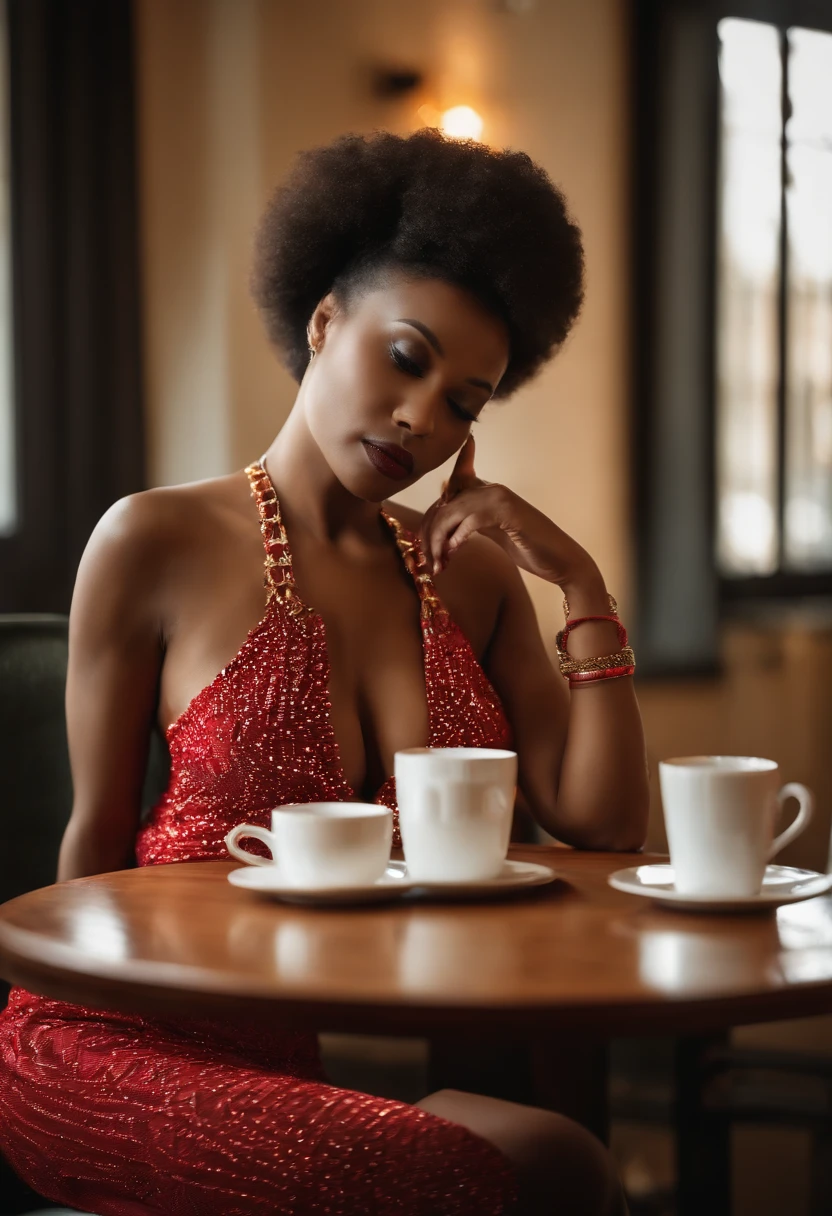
[484,555,648,850]
[58,494,168,881]
[421,435,649,851]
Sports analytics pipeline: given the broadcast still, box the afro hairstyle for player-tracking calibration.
[250,127,585,399]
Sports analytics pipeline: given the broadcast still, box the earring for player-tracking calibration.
[306,329,317,358]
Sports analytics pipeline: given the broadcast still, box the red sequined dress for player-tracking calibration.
[0,460,518,1215]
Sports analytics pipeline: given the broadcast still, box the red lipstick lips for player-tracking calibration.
[361,440,414,481]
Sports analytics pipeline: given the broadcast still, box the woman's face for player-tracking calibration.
[303,273,510,502]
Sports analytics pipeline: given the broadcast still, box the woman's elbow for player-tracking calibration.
[545,799,649,853]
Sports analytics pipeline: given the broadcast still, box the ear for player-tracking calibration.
[307,292,340,353]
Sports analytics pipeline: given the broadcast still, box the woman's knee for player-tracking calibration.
[417,1088,626,1216]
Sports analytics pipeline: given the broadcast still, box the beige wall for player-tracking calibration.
[134,1,831,874]
[134,0,631,650]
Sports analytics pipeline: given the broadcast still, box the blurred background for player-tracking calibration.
[0,1,831,1212]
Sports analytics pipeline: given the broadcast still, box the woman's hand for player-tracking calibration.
[420,434,602,595]
[422,437,648,853]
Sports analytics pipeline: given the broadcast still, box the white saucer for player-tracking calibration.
[228,859,558,905]
[228,861,411,905]
[608,863,832,912]
[409,859,558,901]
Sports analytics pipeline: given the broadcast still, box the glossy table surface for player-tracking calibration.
[1,845,831,1035]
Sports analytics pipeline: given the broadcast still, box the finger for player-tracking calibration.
[422,502,466,574]
[419,496,445,564]
[445,512,493,559]
[446,434,477,494]
[426,494,498,572]
[437,510,500,571]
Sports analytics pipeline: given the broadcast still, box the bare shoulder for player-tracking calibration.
[92,472,254,559]
[75,472,253,628]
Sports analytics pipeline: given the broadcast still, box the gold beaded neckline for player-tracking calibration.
[244,459,446,625]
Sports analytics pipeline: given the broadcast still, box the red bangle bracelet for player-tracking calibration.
[568,664,635,687]
[563,592,618,622]
[556,615,629,655]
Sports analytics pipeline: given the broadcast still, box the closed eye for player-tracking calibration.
[388,344,478,425]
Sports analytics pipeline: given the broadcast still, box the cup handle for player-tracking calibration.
[224,824,277,867]
[767,783,814,861]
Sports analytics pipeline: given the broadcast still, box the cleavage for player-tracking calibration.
[291,533,430,798]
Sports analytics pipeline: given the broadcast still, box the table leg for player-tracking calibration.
[810,1120,832,1216]
[426,1037,610,1145]
[674,1034,731,1216]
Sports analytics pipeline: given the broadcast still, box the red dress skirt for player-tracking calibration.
[0,461,518,1214]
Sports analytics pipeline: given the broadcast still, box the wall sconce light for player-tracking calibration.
[369,67,485,143]
[371,67,424,99]
[439,105,484,141]
[416,103,484,141]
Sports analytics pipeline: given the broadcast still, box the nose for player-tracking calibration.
[392,391,436,438]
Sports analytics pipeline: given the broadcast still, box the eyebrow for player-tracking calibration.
[396,318,495,395]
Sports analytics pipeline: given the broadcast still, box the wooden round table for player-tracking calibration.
[1,844,831,1036]
[4,844,829,1213]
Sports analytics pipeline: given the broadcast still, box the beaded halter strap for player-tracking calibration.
[244,459,447,627]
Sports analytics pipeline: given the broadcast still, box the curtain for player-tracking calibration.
[1,0,145,611]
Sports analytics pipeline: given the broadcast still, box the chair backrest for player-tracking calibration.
[0,616,74,905]
[0,614,170,910]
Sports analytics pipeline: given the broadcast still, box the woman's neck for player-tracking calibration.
[261,403,385,548]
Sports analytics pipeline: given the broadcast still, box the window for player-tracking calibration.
[632,0,832,674]
[716,18,832,580]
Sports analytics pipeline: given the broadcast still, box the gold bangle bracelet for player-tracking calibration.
[562,592,618,622]
[558,647,636,677]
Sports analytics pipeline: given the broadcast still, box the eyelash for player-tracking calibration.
[388,345,478,424]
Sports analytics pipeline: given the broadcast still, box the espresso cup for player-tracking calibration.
[395,747,518,883]
[658,756,814,897]
[224,803,393,889]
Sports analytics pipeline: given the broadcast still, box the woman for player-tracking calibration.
[0,128,648,1214]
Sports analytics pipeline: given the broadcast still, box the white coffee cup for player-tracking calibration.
[658,756,814,897]
[224,803,393,889]
[395,747,518,883]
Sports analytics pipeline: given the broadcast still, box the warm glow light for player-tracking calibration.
[417,104,442,128]
[440,106,484,141]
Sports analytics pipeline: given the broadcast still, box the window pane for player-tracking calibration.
[783,27,832,571]
[715,18,782,576]
[0,5,15,538]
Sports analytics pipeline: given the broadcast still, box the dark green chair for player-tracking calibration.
[0,616,75,924]
[0,615,169,924]
[0,613,169,1215]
